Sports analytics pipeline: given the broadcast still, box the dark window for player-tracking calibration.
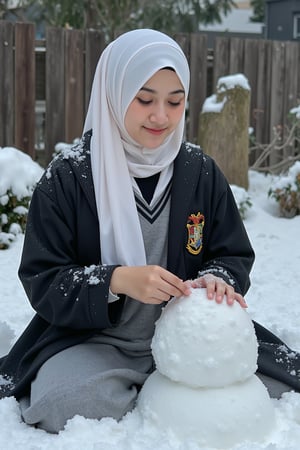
[293,13,300,39]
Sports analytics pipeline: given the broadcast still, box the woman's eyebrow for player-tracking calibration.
[140,87,185,95]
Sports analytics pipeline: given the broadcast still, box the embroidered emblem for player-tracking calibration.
[186,212,205,255]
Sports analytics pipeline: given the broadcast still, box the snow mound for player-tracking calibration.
[0,321,15,357]
[151,288,258,387]
[0,147,43,199]
[138,370,275,449]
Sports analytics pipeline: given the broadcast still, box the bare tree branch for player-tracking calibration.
[250,119,300,174]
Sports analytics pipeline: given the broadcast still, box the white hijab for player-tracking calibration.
[83,29,190,266]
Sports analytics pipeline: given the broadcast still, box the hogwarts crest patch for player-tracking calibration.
[186,212,205,255]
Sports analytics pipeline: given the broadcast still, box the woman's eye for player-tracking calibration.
[136,97,183,107]
[137,98,152,105]
[169,101,181,107]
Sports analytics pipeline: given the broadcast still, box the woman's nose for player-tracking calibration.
[149,104,168,124]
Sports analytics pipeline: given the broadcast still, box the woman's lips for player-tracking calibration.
[144,127,167,135]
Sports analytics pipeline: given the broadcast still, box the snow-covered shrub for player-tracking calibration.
[0,147,44,249]
[268,161,300,218]
[230,184,252,220]
[290,105,300,121]
[0,193,29,249]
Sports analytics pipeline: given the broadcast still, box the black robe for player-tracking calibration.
[1,131,299,399]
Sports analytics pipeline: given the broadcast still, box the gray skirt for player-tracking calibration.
[20,296,164,434]
[20,340,154,433]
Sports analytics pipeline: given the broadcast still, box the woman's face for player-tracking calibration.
[124,69,185,149]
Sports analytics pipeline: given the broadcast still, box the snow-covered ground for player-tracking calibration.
[1,164,300,449]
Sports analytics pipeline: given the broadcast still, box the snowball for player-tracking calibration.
[138,370,275,449]
[151,288,258,387]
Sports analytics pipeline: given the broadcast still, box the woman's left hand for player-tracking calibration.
[187,274,248,308]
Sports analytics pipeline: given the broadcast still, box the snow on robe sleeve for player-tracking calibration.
[254,322,300,392]
[18,142,123,331]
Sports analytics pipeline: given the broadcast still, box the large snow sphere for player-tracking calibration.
[151,288,258,387]
[138,370,275,449]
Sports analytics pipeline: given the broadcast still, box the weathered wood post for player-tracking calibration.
[14,22,36,158]
[0,21,14,149]
[198,73,251,189]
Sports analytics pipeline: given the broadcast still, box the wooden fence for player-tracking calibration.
[0,21,300,167]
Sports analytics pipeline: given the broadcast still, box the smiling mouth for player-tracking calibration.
[144,127,167,135]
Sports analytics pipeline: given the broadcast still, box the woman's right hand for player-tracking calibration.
[110,265,191,304]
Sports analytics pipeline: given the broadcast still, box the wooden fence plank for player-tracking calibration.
[174,32,190,62]
[243,39,259,121]
[45,27,65,163]
[298,44,300,102]
[0,21,14,148]
[64,29,84,143]
[84,29,106,112]
[283,41,300,158]
[255,39,272,146]
[14,22,35,157]
[243,39,259,163]
[213,37,230,89]
[229,37,245,74]
[173,33,191,141]
[243,39,259,149]
[269,40,286,166]
[188,33,207,144]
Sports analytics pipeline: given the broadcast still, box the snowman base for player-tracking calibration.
[137,370,275,449]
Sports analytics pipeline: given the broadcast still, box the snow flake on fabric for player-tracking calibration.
[60,139,86,163]
[0,374,15,395]
[45,134,91,180]
[84,265,107,285]
[185,141,201,153]
[184,142,203,160]
[273,344,300,378]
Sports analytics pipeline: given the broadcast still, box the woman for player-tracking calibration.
[0,29,297,433]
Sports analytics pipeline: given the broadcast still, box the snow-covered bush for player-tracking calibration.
[268,161,300,218]
[230,184,252,220]
[0,147,44,249]
[0,193,28,249]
